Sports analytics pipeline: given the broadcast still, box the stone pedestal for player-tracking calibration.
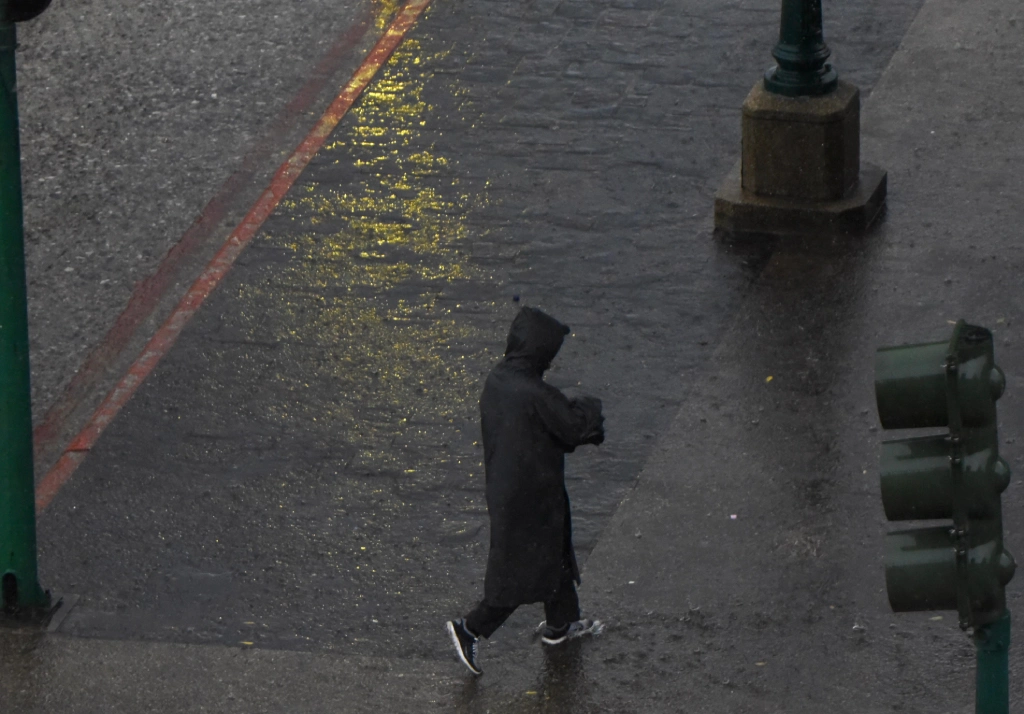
[714,79,886,236]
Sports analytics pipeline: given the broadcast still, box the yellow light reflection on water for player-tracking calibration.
[240,37,491,489]
[373,0,404,30]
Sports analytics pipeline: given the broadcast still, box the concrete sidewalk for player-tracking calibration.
[582,0,1024,710]
[4,0,1022,711]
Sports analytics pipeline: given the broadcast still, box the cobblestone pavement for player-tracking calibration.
[34,0,925,667]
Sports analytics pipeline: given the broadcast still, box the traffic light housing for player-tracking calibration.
[2,0,50,23]
[875,320,1015,629]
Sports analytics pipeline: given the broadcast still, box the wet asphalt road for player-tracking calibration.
[34,0,922,655]
[19,0,394,477]
[9,0,1024,710]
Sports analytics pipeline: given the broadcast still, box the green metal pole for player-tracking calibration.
[0,20,48,611]
[974,610,1011,714]
[763,0,839,97]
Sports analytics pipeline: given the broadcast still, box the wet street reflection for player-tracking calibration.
[213,31,502,651]
[14,0,961,705]
[34,0,768,668]
[450,643,595,714]
[35,9,507,662]
[251,36,488,475]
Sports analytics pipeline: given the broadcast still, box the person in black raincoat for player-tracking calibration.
[446,307,605,675]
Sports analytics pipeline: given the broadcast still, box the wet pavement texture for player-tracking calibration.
[11,0,1023,711]
[34,0,925,664]
[19,0,397,430]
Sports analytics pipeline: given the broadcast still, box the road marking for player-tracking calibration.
[35,0,433,512]
[31,7,378,471]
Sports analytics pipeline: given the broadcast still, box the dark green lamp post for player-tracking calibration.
[764,0,838,97]
[0,0,53,616]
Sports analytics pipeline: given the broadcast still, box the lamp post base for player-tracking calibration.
[714,160,887,237]
[714,77,886,237]
[0,590,64,627]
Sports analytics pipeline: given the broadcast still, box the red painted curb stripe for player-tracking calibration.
[34,451,86,511]
[31,10,376,464]
[35,0,432,512]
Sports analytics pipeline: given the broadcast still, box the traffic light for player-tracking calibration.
[2,0,50,23]
[875,320,1015,630]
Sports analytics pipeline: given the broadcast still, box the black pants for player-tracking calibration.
[465,568,580,639]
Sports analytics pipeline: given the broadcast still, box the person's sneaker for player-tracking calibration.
[446,619,482,675]
[538,618,605,645]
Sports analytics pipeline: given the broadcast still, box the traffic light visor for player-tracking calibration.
[875,341,948,429]
[880,435,952,521]
[885,526,958,612]
[3,0,51,22]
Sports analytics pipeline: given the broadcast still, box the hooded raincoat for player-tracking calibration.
[480,307,604,608]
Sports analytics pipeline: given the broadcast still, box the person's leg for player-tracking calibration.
[465,600,517,639]
[449,600,516,675]
[543,566,581,635]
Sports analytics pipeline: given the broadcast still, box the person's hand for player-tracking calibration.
[571,396,604,445]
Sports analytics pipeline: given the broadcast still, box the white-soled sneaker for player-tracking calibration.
[538,618,605,645]
[447,619,482,675]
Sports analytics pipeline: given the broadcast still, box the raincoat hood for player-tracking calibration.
[503,307,570,374]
